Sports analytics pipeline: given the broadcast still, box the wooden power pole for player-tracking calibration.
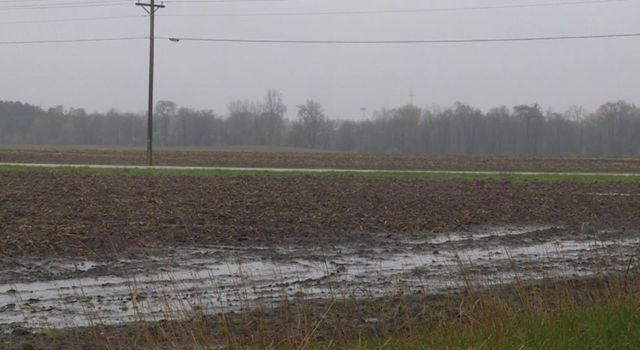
[136,0,164,166]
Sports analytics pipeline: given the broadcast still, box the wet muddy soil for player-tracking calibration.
[1,169,639,338]
[1,172,639,260]
[1,226,638,331]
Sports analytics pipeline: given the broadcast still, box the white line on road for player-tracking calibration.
[1,162,640,177]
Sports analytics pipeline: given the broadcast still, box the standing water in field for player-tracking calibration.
[0,226,638,330]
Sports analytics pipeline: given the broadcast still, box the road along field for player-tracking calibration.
[1,162,640,347]
[2,147,640,172]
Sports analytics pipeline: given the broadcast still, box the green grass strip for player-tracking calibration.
[334,300,640,349]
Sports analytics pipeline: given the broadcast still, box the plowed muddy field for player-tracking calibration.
[2,147,640,173]
[2,171,640,259]
[1,169,640,337]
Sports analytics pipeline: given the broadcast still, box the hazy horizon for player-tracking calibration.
[1,0,639,119]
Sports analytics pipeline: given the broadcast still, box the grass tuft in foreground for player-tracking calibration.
[342,298,640,349]
[6,271,640,350]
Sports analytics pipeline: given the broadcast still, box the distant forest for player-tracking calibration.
[1,90,639,156]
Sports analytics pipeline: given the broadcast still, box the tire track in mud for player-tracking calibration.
[1,226,639,331]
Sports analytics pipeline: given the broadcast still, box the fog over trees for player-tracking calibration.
[1,90,639,157]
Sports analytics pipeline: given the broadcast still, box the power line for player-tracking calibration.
[0,0,632,23]
[0,5,129,11]
[0,15,142,25]
[162,0,285,2]
[0,0,282,12]
[0,0,125,3]
[0,37,147,45]
[2,32,639,45]
[0,0,281,3]
[161,0,632,18]
[0,1,130,11]
[162,32,640,44]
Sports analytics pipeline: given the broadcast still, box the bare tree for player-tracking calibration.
[2,98,640,157]
[156,100,177,147]
[296,100,332,149]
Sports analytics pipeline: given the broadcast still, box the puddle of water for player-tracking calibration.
[408,226,554,245]
[1,226,638,330]
[56,261,98,273]
[582,192,638,197]
[0,260,329,328]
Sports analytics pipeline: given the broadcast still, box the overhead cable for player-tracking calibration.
[0,0,125,3]
[162,0,631,18]
[0,37,147,45]
[0,0,632,22]
[2,32,640,45]
[161,32,640,44]
[0,1,130,11]
[0,15,142,25]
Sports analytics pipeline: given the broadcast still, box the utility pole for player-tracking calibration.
[409,90,415,106]
[136,1,165,166]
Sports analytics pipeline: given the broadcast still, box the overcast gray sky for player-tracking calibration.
[1,0,639,119]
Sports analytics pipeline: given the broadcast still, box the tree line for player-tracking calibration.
[1,90,639,156]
